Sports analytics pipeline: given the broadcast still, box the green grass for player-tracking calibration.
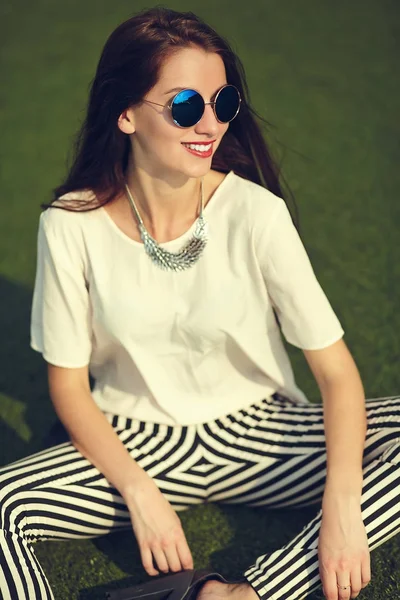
[1,0,399,598]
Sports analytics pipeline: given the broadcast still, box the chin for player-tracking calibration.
[180,163,213,179]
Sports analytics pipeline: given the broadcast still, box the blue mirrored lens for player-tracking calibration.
[215,85,240,122]
[171,90,204,127]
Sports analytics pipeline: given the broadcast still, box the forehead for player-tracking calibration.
[156,46,227,92]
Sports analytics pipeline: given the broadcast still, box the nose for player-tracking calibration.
[193,102,220,136]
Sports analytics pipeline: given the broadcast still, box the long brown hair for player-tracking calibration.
[42,6,300,232]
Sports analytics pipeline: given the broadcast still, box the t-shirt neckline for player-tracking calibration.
[99,169,235,249]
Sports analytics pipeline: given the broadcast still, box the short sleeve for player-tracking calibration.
[259,198,345,350]
[30,210,93,367]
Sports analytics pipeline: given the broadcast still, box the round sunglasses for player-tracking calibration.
[143,84,241,128]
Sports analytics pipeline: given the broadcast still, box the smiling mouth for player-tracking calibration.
[181,142,214,152]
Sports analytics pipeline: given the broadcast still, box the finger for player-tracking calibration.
[151,545,170,573]
[140,545,159,577]
[163,543,184,572]
[350,567,362,599]
[176,537,194,570]
[320,568,338,600]
[361,551,371,588]
[337,573,352,600]
[337,584,351,600]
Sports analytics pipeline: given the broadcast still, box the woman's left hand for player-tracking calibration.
[318,492,371,599]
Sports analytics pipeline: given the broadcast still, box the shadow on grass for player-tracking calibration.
[0,275,57,467]
[206,503,319,576]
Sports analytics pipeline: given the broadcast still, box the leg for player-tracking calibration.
[198,393,400,600]
[0,415,204,600]
[0,439,129,600]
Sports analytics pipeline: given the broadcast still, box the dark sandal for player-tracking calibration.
[105,568,248,600]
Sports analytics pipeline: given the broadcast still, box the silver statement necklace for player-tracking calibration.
[124,178,208,272]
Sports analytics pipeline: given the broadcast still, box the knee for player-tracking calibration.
[0,487,27,534]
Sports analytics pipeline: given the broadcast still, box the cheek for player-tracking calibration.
[137,118,180,153]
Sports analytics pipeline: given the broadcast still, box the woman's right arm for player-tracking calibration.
[47,363,194,576]
[48,362,147,492]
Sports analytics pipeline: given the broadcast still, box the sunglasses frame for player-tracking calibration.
[143,84,242,128]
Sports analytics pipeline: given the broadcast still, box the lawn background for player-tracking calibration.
[0,0,399,598]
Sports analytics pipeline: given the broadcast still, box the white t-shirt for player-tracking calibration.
[30,170,345,425]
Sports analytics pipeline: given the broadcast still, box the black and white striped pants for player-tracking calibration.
[1,391,400,600]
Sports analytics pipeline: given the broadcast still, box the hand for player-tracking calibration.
[122,472,194,576]
[318,493,371,599]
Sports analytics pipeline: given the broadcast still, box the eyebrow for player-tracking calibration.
[163,85,226,96]
[163,87,187,95]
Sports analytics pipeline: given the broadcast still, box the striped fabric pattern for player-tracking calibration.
[1,391,400,599]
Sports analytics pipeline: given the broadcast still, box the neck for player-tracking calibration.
[123,164,205,240]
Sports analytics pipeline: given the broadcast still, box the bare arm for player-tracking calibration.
[302,338,366,495]
[47,363,194,575]
[47,363,147,495]
[303,343,370,599]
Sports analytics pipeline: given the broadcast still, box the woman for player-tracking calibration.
[1,6,399,600]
